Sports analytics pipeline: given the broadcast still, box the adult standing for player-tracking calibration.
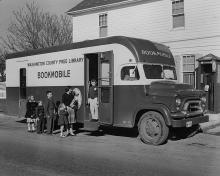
[45,90,56,135]
[62,87,76,136]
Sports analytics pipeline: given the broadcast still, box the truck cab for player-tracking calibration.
[83,37,209,145]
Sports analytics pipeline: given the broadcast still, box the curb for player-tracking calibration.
[201,121,220,131]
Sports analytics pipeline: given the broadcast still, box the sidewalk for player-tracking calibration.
[200,113,220,132]
[0,112,19,120]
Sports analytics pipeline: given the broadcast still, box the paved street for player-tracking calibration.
[1,115,220,176]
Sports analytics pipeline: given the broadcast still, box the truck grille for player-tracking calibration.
[183,100,202,114]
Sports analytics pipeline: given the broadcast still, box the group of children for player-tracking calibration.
[25,95,75,137]
[25,79,98,137]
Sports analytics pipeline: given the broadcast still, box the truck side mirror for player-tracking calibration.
[129,69,135,78]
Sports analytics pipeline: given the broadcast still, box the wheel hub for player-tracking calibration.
[145,118,160,137]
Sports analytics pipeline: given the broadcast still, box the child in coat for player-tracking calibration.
[36,101,45,134]
[25,95,38,132]
[58,103,69,137]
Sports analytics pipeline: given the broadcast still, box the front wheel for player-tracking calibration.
[138,111,169,145]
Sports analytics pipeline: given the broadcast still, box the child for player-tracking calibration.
[58,103,69,137]
[45,90,56,135]
[25,95,38,132]
[36,101,45,134]
[88,79,99,121]
[54,101,61,131]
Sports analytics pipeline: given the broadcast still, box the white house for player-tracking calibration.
[67,0,220,87]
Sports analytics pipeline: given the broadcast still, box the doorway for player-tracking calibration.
[84,53,99,121]
[200,64,214,111]
[84,51,114,125]
[19,68,27,117]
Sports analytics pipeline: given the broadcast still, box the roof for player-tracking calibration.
[68,0,128,12]
[67,0,146,16]
[6,36,174,65]
[197,53,220,62]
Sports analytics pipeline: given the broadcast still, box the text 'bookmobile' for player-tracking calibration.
[6,36,209,145]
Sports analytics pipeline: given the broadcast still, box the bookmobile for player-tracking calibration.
[6,36,209,145]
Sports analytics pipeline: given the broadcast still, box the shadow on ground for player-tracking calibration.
[83,125,201,140]
[16,119,27,124]
[169,125,201,141]
[14,118,204,142]
[75,127,139,138]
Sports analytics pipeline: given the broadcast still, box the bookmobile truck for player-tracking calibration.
[6,36,209,145]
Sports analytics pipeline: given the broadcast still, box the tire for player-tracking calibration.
[138,111,169,145]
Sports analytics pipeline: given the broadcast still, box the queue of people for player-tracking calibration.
[25,87,79,137]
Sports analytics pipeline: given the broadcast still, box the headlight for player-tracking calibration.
[175,98,181,107]
[201,96,207,103]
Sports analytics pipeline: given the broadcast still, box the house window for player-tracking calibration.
[99,13,107,37]
[172,0,185,28]
[183,55,195,87]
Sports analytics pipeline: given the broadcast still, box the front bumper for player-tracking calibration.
[171,115,209,128]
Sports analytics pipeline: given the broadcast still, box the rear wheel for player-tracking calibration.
[138,111,169,145]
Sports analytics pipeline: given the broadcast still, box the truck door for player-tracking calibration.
[19,68,27,118]
[98,51,114,125]
[204,73,214,111]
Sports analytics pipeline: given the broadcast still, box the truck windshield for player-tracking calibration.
[143,64,177,80]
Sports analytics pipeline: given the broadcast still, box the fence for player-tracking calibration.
[0,91,6,99]
[0,82,6,99]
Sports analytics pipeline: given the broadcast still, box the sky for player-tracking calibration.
[0,0,82,39]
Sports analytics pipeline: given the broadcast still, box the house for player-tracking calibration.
[67,0,220,87]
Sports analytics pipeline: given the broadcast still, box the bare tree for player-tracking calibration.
[1,2,72,53]
[0,49,6,82]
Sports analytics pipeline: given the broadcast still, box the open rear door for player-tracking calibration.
[19,68,27,118]
[204,73,214,111]
[98,51,114,125]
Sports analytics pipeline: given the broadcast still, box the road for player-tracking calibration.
[0,117,220,176]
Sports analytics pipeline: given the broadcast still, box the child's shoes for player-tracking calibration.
[60,134,66,138]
